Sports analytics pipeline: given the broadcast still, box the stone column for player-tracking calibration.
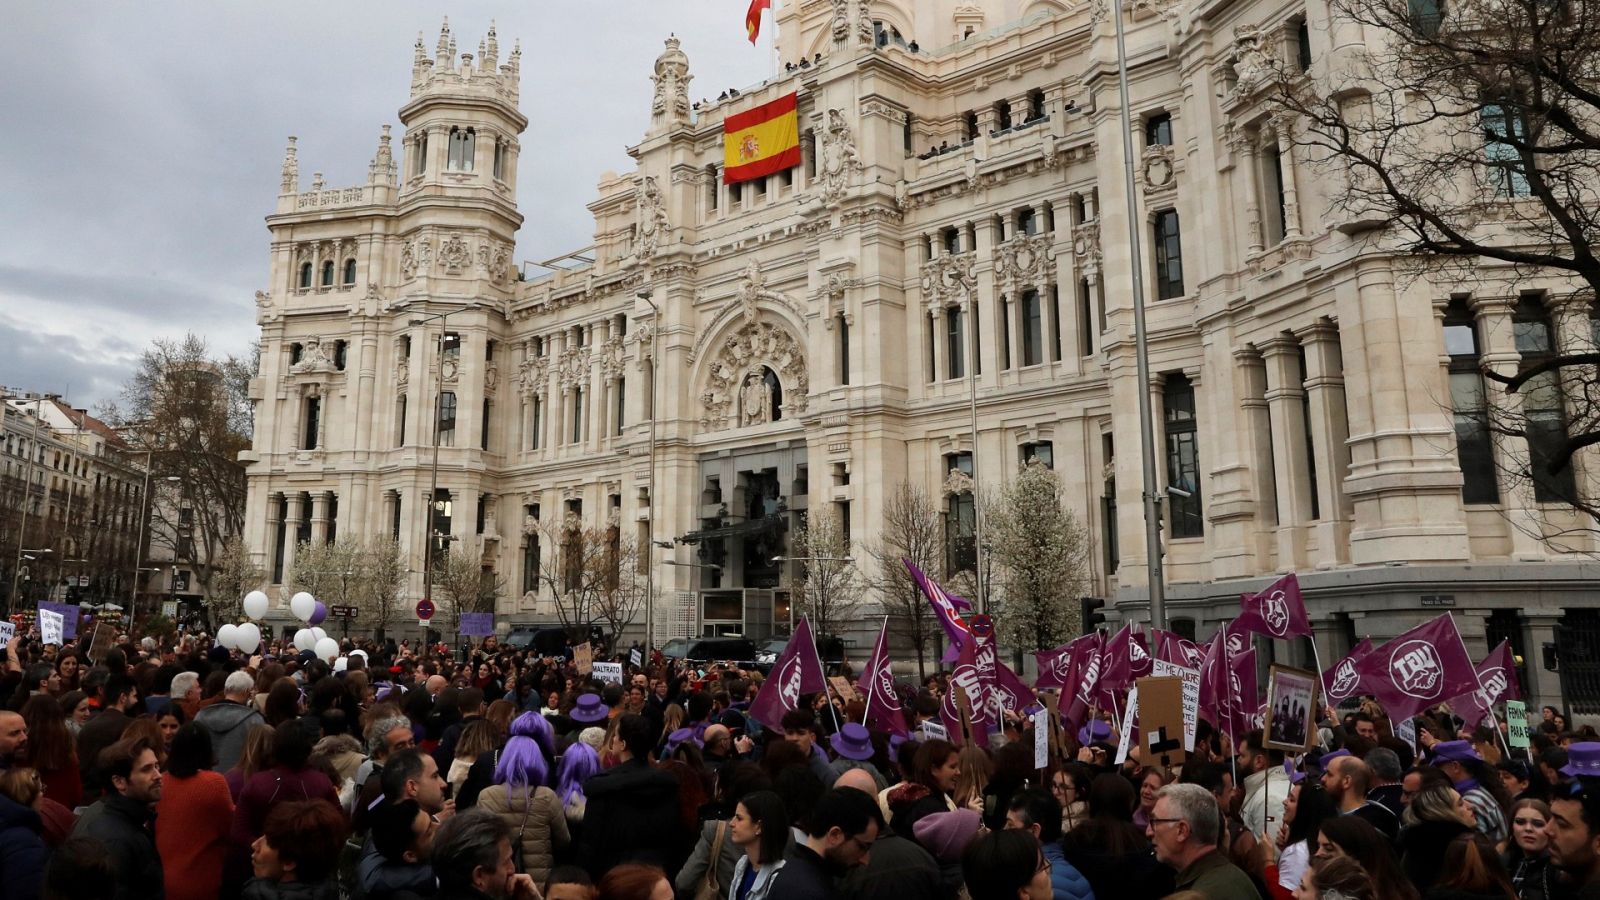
[1235,130,1264,256]
[1272,117,1303,240]
[283,493,304,580]
[1299,321,1352,567]
[382,490,398,541]
[1473,296,1547,560]
[1261,337,1311,569]
[931,305,948,385]
[266,493,284,584]
[1521,609,1564,712]
[310,491,331,544]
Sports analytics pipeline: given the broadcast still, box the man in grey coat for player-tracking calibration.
[193,670,264,772]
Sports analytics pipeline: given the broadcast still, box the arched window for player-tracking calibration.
[763,367,783,422]
[448,127,476,172]
[320,261,335,287]
[299,263,313,289]
[342,258,357,285]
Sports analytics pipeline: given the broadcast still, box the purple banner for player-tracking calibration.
[458,613,495,637]
[38,602,80,641]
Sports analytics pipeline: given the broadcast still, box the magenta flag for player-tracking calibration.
[860,619,908,737]
[1199,627,1257,738]
[1352,614,1480,723]
[1321,638,1375,705]
[1236,573,1313,640]
[1058,633,1105,733]
[1154,629,1207,670]
[1230,648,1259,736]
[1448,641,1523,729]
[904,558,973,663]
[1199,629,1229,724]
[1100,624,1153,691]
[1036,632,1096,690]
[749,618,828,730]
[993,660,1037,716]
[941,614,998,747]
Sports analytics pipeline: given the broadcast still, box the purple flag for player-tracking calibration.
[1321,638,1374,705]
[993,660,1037,716]
[749,618,827,730]
[1056,633,1105,733]
[1230,648,1259,737]
[904,559,972,664]
[1236,573,1313,640]
[1353,614,1481,723]
[860,619,908,737]
[38,602,80,641]
[1100,623,1152,694]
[1448,641,1523,729]
[1154,629,1207,670]
[941,614,997,747]
[1036,633,1095,690]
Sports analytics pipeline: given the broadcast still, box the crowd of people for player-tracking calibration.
[0,626,1596,900]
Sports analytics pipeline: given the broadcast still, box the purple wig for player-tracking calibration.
[516,707,555,759]
[494,712,551,793]
[555,741,600,807]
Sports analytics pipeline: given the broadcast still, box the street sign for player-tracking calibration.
[330,605,359,619]
[416,598,435,621]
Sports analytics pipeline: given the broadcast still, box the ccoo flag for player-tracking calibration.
[748,618,827,730]
[1236,573,1313,640]
[1321,638,1375,705]
[745,0,771,44]
[860,619,908,737]
[724,93,801,186]
[1352,614,1480,723]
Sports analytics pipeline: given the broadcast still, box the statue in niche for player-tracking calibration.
[741,370,772,425]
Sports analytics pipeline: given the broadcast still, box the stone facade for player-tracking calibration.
[242,7,1599,708]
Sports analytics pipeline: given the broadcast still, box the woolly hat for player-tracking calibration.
[912,808,983,863]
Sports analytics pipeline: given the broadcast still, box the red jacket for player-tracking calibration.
[157,770,234,900]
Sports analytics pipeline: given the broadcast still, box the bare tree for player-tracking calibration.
[590,536,646,651]
[102,334,252,601]
[433,542,500,637]
[207,535,265,628]
[986,460,1091,653]
[1270,0,1600,528]
[359,537,407,638]
[529,514,633,631]
[865,483,943,678]
[792,508,863,642]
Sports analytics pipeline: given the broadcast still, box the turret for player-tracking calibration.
[649,36,693,132]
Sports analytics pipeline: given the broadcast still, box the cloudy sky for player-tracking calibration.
[0,2,773,410]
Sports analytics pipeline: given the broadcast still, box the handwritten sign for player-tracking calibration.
[828,675,858,703]
[1115,686,1140,765]
[0,622,14,643]
[1153,659,1201,752]
[918,720,948,741]
[38,602,78,640]
[1034,707,1050,769]
[591,662,623,684]
[1396,716,1418,754]
[38,609,64,646]
[1506,700,1530,749]
[629,647,643,668]
[575,642,593,676]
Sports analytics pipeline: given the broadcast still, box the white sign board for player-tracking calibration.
[592,662,624,685]
[1115,686,1140,765]
[630,648,644,668]
[1033,707,1050,769]
[918,720,948,742]
[1396,717,1418,754]
[1153,659,1201,752]
[39,609,64,646]
[0,622,14,643]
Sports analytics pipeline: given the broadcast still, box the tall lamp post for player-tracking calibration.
[3,396,45,614]
[961,288,988,615]
[129,447,180,622]
[408,311,454,635]
[636,290,662,654]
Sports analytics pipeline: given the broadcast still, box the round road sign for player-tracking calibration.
[416,598,435,621]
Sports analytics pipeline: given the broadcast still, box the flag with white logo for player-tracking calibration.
[860,619,908,737]
[1353,614,1480,723]
[903,558,974,663]
[748,618,827,730]
[1321,638,1374,705]
[1236,573,1312,640]
[1448,640,1522,729]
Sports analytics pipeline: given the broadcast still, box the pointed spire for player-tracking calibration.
[370,124,395,185]
[280,136,299,194]
[435,17,452,70]
[485,20,499,69]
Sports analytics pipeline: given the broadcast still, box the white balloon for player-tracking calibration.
[293,628,317,652]
[289,592,316,622]
[314,637,340,661]
[333,656,349,673]
[235,622,261,655]
[311,627,328,643]
[242,590,269,621]
[350,649,368,661]
[217,623,240,651]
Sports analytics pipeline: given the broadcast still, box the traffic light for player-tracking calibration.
[1079,597,1107,636]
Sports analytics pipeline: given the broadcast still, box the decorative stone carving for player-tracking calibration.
[1142,143,1176,193]
[556,345,590,395]
[818,109,863,208]
[289,337,337,375]
[369,125,397,185]
[401,239,432,281]
[993,233,1056,292]
[650,37,692,122]
[599,332,626,380]
[855,0,875,46]
[699,321,809,431]
[255,290,278,324]
[516,351,548,396]
[485,360,499,391]
[634,175,671,263]
[280,137,299,194]
[396,353,409,386]
[830,0,850,41]
[943,468,974,497]
[439,234,472,274]
[920,252,977,309]
[1072,221,1102,270]
[1229,26,1274,100]
[478,241,513,284]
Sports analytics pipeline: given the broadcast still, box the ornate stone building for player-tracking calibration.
[244,4,1598,707]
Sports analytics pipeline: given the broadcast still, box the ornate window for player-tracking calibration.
[414,131,429,175]
[1021,290,1044,367]
[1513,297,1576,502]
[1164,374,1204,537]
[438,391,457,446]
[493,139,506,180]
[943,452,976,576]
[994,100,1013,131]
[1483,103,1531,198]
[946,306,966,380]
[299,263,313,290]
[1443,300,1498,504]
[447,127,475,171]
[1021,441,1054,468]
[320,261,335,287]
[302,396,321,451]
[1146,113,1173,147]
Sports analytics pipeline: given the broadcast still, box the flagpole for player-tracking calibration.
[807,616,843,733]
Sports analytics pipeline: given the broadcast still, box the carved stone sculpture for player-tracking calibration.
[818,109,863,208]
[634,176,671,262]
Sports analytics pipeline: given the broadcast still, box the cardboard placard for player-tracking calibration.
[1136,675,1188,768]
[952,683,976,745]
[87,624,115,662]
[575,642,593,676]
[629,647,643,668]
[591,661,623,684]
[1505,700,1530,749]
[1033,707,1051,769]
[39,609,64,646]
[1152,659,1200,752]
[828,675,858,703]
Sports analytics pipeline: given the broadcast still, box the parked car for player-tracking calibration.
[662,635,757,667]
[506,624,601,657]
[754,633,848,674]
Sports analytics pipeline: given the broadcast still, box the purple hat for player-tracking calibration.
[666,727,703,756]
[1432,740,1482,764]
[1284,757,1305,784]
[913,809,983,863]
[829,723,875,761]
[1078,720,1112,745]
[1321,749,1352,764]
[570,693,608,724]
[1561,742,1600,778]
[889,733,914,754]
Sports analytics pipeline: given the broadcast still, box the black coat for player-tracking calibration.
[840,833,949,900]
[767,843,839,900]
[578,758,681,878]
[74,792,164,900]
[1400,819,1474,895]
[0,793,46,900]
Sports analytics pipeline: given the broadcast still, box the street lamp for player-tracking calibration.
[3,395,45,615]
[637,289,662,655]
[409,310,454,634]
[129,461,180,622]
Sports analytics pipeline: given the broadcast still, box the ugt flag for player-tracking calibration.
[941,614,998,747]
[749,618,827,730]
[1100,623,1153,695]
[1352,614,1480,723]
[1048,633,1104,733]
[1322,638,1374,705]
[1236,573,1312,640]
[860,619,908,737]
[903,558,974,663]
[1035,632,1097,691]
[1154,629,1207,670]
[1449,641,1523,729]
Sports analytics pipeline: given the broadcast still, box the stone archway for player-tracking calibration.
[699,320,808,432]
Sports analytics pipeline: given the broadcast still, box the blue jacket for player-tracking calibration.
[1042,840,1096,900]
[0,794,46,900]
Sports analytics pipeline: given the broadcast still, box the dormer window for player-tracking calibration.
[342,258,357,285]
[448,127,476,171]
[320,261,335,287]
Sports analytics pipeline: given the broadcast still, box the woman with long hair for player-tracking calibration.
[725,789,789,900]
[261,678,301,728]
[1399,784,1478,895]
[1052,763,1093,834]
[676,762,773,898]
[596,862,672,900]
[953,743,995,813]
[1061,772,1174,900]
[1500,799,1551,900]
[887,739,959,841]
[1295,856,1375,900]
[20,694,80,810]
[57,690,91,738]
[447,720,497,798]
[231,721,341,852]
[1314,816,1419,900]
[556,741,601,828]
[1259,779,1338,899]
[1432,832,1519,900]
[476,711,570,886]
[225,724,277,802]
[156,723,234,900]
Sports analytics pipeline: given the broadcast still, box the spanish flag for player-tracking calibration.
[746,0,770,44]
[724,92,801,185]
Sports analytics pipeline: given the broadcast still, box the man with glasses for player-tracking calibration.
[1147,783,1261,899]
[770,787,884,900]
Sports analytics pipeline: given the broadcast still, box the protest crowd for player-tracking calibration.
[0,571,1594,900]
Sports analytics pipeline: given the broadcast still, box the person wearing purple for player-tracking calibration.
[477,712,569,886]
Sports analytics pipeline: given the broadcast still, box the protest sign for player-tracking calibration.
[39,609,64,646]
[1506,700,1530,749]
[828,675,858,704]
[591,661,623,684]
[1034,707,1050,769]
[458,613,495,637]
[1152,659,1200,752]
[575,642,593,676]
[1395,717,1418,754]
[918,719,948,741]
[0,622,14,643]
[1137,676,1188,769]
[1115,685,1139,765]
[629,647,643,668]
[38,602,79,640]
